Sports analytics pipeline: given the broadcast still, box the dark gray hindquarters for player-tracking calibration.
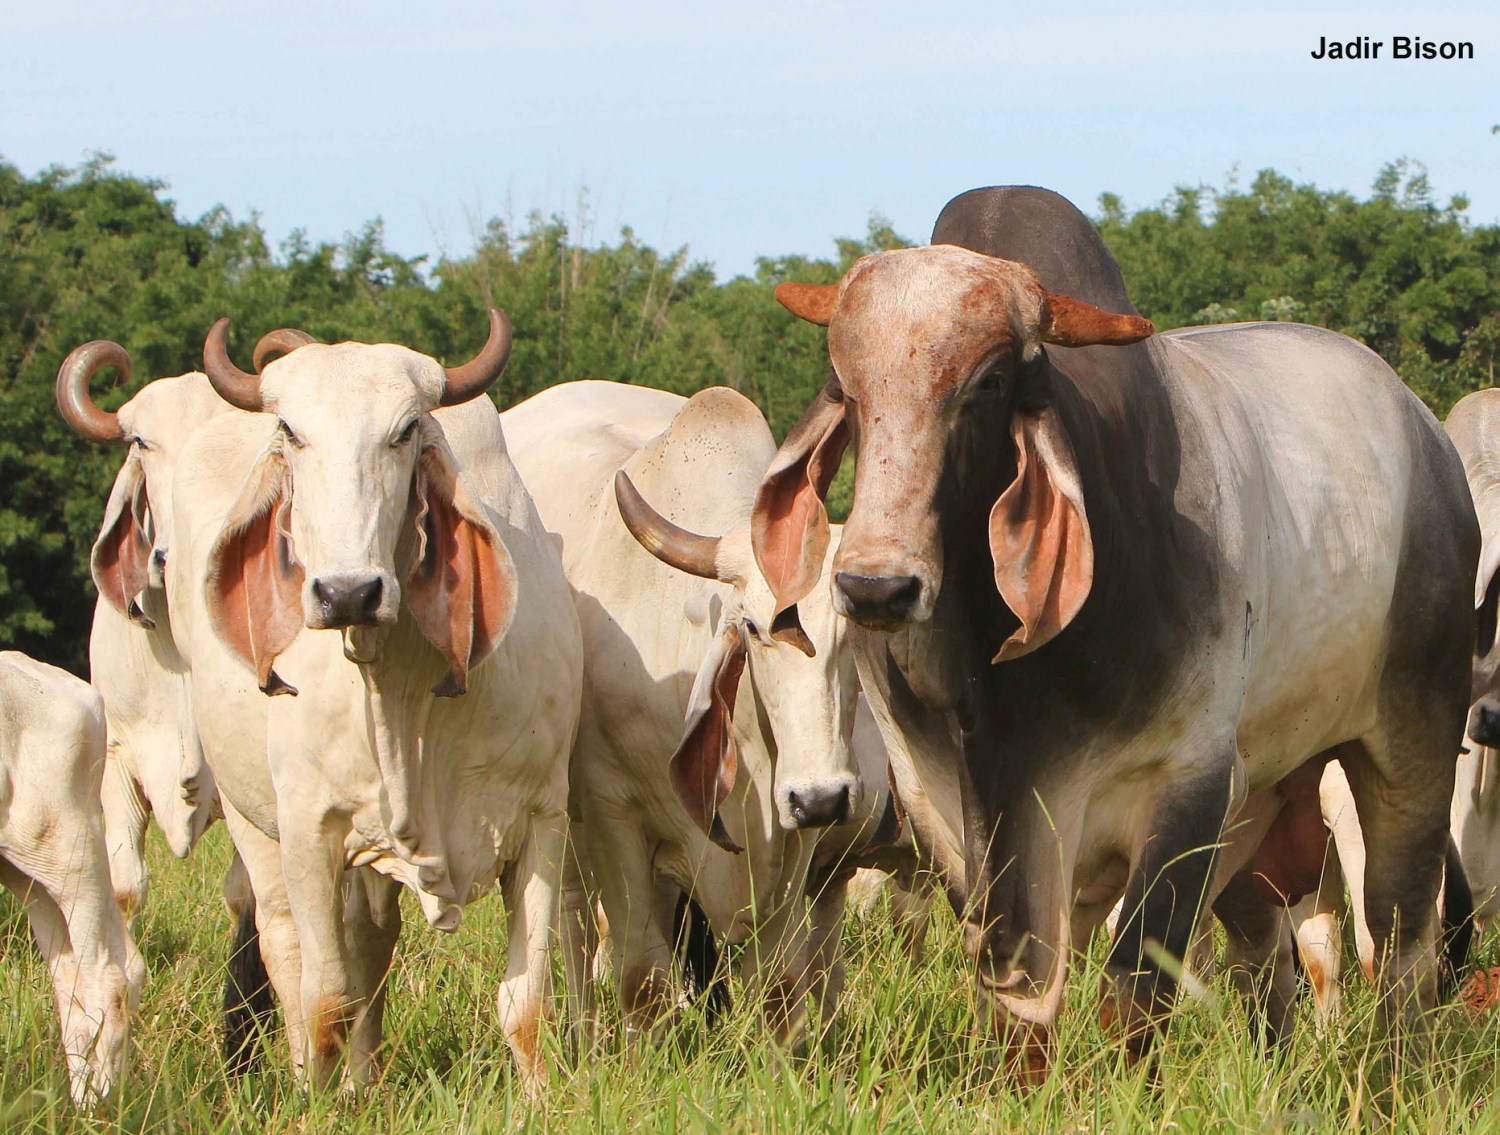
[930,186,1139,313]
[1338,396,1477,1034]
[223,896,277,1074]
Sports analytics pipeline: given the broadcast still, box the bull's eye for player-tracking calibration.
[277,419,305,449]
[129,436,150,452]
[393,419,419,447]
[975,367,1004,392]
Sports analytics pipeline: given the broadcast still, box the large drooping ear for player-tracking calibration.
[774,282,840,326]
[989,407,1093,662]
[751,389,849,635]
[669,624,749,853]
[406,435,518,697]
[91,453,154,625]
[1040,289,1155,348]
[206,447,305,696]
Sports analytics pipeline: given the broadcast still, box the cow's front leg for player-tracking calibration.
[558,829,601,1054]
[1215,871,1298,1046]
[220,799,306,1076]
[99,747,150,921]
[1103,754,1234,1060]
[805,873,851,1038]
[342,868,402,1086]
[587,811,675,1044]
[278,808,355,1090]
[741,835,818,1046]
[497,809,566,1096]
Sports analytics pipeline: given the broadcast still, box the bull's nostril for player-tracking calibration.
[312,576,385,627]
[787,783,852,829]
[352,577,383,619]
[835,572,921,620]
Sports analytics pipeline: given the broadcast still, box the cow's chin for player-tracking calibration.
[342,626,389,664]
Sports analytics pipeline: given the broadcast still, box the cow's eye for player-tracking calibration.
[975,366,1004,392]
[741,618,761,640]
[277,420,305,449]
[129,436,150,452]
[393,419,419,447]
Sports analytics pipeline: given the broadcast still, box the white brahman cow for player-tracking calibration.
[1451,388,1500,930]
[168,313,582,1091]
[0,652,143,1104]
[504,381,891,1044]
[54,341,238,916]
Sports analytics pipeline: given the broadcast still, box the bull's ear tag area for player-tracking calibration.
[989,407,1094,662]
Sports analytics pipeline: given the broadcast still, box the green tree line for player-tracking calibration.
[2,155,1497,674]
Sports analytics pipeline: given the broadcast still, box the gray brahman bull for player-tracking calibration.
[753,185,1475,1076]
[54,342,235,916]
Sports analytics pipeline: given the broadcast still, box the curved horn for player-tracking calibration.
[203,318,265,412]
[252,328,318,371]
[441,308,513,406]
[56,340,129,443]
[614,470,723,581]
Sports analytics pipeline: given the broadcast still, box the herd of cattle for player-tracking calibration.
[9,184,1500,1106]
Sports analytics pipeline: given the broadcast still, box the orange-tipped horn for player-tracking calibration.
[775,282,840,327]
[1041,291,1155,348]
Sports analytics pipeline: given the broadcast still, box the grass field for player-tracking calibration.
[4,825,1500,1133]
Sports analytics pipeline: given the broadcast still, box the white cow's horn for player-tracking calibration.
[56,340,128,444]
[614,470,724,581]
[440,308,512,406]
[203,318,265,412]
[252,328,318,371]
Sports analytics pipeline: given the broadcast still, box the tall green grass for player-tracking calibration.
[4,826,1500,1133]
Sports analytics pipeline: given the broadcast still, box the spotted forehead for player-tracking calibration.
[826,247,1045,396]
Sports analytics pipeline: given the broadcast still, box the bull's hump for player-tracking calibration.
[930,185,1138,315]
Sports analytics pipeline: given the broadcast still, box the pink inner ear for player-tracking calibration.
[989,410,1094,662]
[406,456,517,697]
[207,491,305,694]
[93,480,151,618]
[669,629,748,852]
[752,401,849,617]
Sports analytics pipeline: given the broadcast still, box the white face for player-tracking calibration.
[258,343,445,629]
[115,374,232,585]
[724,536,862,831]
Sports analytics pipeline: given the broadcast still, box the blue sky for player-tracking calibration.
[6,0,1498,278]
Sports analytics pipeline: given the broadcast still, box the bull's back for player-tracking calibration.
[1158,322,1473,780]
